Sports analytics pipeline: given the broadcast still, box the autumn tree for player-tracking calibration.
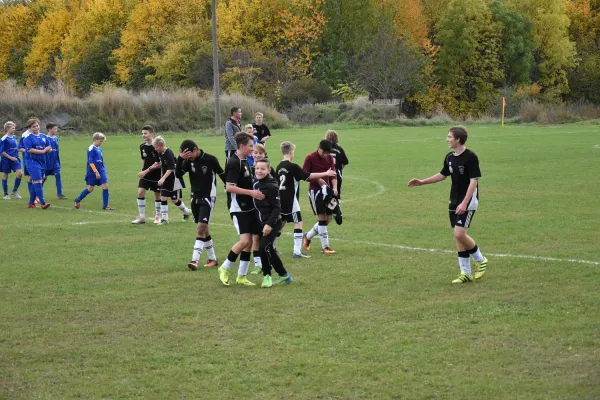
[0,3,38,82]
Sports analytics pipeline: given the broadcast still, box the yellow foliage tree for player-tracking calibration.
[0,4,38,81]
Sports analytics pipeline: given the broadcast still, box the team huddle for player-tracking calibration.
[2,111,488,285]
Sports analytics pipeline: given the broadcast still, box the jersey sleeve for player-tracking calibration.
[440,153,451,176]
[292,163,311,181]
[226,159,240,185]
[23,135,34,152]
[338,146,349,166]
[302,154,312,173]
[467,154,482,179]
[164,150,176,170]
[211,155,226,183]
[87,147,95,164]
[265,186,281,226]
[328,155,335,171]
[0,139,4,154]
[264,125,271,137]
[175,156,188,178]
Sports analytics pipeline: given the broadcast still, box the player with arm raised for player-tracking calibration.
[408,126,488,283]
[302,140,339,255]
[132,126,162,224]
[176,139,226,270]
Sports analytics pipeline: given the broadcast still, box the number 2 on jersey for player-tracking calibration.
[279,174,286,190]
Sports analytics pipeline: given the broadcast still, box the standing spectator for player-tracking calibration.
[224,107,242,162]
[252,112,271,145]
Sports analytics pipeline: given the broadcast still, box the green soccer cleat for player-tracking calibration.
[272,274,293,285]
[452,272,473,284]
[250,265,262,275]
[236,275,255,286]
[182,213,191,222]
[261,275,272,288]
[473,257,488,280]
[218,266,230,286]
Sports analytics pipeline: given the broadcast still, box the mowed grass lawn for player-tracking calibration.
[1,123,599,399]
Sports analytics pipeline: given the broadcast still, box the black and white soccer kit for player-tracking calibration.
[138,143,161,192]
[440,149,481,228]
[225,153,260,235]
[176,151,225,224]
[158,148,185,200]
[276,160,311,223]
[330,143,349,198]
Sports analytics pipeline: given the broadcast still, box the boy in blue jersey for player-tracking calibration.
[43,123,67,199]
[74,132,114,210]
[22,118,52,209]
[244,124,259,167]
[1,121,23,200]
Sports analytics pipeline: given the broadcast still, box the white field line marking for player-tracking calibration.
[593,144,600,149]
[342,176,386,203]
[4,200,598,266]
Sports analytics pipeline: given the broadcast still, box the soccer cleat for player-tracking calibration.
[292,252,310,259]
[204,259,218,268]
[322,247,337,255]
[473,257,488,280]
[452,272,474,284]
[261,275,273,288]
[103,206,115,211]
[182,213,191,222]
[272,274,293,285]
[12,191,22,199]
[250,265,262,275]
[27,204,38,208]
[40,203,51,210]
[236,275,255,286]
[3,195,10,200]
[153,216,161,224]
[303,234,311,251]
[57,195,68,200]
[74,200,80,209]
[187,261,198,271]
[131,217,146,224]
[218,266,230,286]
[157,219,169,225]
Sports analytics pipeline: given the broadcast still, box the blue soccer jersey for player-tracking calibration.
[23,133,49,166]
[0,134,19,158]
[19,131,31,162]
[46,136,60,169]
[86,144,105,174]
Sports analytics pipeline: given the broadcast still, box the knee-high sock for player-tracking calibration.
[55,172,63,196]
[306,222,319,240]
[137,197,146,219]
[458,251,472,275]
[192,237,204,262]
[317,221,329,249]
[13,177,21,192]
[2,179,7,195]
[203,236,216,260]
[76,188,90,202]
[161,200,168,220]
[238,251,251,276]
[102,189,109,208]
[293,229,303,254]
[154,201,161,218]
[28,181,35,204]
[33,183,45,205]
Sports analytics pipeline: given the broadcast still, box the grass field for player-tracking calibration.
[1,123,599,399]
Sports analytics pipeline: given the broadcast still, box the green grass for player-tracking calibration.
[1,123,599,399]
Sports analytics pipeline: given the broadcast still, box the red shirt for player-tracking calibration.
[303,150,335,190]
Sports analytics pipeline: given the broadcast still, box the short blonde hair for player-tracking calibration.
[93,132,105,141]
[4,121,16,131]
[254,143,266,155]
[152,135,166,147]
[244,124,254,130]
[280,141,295,155]
[325,130,338,144]
[255,112,263,118]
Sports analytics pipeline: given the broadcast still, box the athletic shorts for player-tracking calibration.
[449,210,476,229]
[85,169,108,186]
[308,189,337,216]
[192,196,216,224]
[1,158,21,174]
[138,178,159,192]
[231,211,261,235]
[25,161,45,182]
[45,166,60,176]
[160,188,182,200]
[281,211,302,223]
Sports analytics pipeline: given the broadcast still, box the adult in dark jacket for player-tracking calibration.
[253,159,292,288]
[224,107,242,162]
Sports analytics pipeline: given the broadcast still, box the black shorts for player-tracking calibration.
[281,211,302,223]
[308,189,336,216]
[138,178,159,192]
[449,210,476,228]
[160,189,182,200]
[231,211,261,235]
[192,196,215,224]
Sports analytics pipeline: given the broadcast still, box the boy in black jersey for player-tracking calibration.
[253,159,292,288]
[325,130,349,224]
[152,136,191,225]
[177,140,226,270]
[408,126,488,283]
[132,126,162,224]
[218,132,265,287]
[276,141,336,258]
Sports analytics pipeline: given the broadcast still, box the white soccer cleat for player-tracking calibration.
[131,216,146,224]
[153,217,161,224]
[3,195,10,200]
[12,191,22,199]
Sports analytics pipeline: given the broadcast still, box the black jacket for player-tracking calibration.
[252,175,281,227]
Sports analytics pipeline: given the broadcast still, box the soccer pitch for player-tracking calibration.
[1,124,599,399]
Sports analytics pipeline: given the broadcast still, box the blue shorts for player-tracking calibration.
[25,161,45,181]
[45,165,61,176]
[85,169,108,186]
[1,158,22,174]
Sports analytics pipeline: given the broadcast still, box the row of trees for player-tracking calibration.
[0,0,599,116]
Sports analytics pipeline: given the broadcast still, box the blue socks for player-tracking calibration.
[33,183,45,205]
[13,177,21,192]
[55,172,62,196]
[28,181,35,204]
[2,179,7,195]
[102,189,109,208]
[76,188,90,202]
